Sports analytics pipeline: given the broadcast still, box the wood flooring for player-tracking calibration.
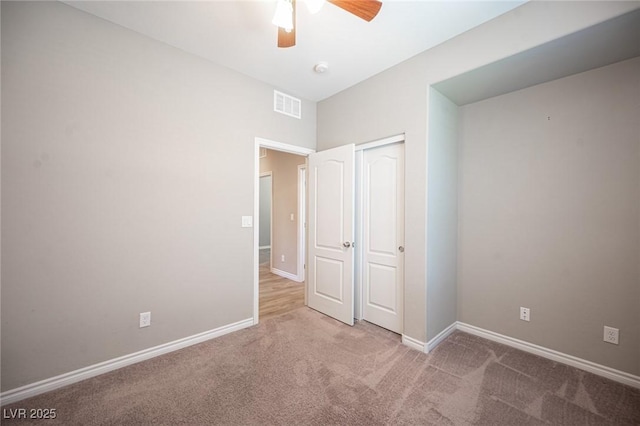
[259,249,305,320]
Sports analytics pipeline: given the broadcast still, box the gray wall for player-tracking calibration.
[318,54,429,342]
[1,1,316,391]
[259,175,272,248]
[458,57,640,375]
[318,0,638,347]
[260,149,306,276]
[426,88,459,340]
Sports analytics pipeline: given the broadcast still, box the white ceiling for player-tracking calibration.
[64,0,526,101]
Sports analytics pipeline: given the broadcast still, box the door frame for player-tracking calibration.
[253,137,315,325]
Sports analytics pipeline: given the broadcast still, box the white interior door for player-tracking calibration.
[307,144,355,325]
[362,143,404,333]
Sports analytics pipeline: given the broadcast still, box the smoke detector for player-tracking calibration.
[314,62,329,74]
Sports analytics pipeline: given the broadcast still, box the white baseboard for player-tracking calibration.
[426,322,457,352]
[271,267,303,283]
[402,334,427,352]
[259,245,271,250]
[405,321,640,389]
[0,317,254,406]
[456,322,640,390]
[5,318,637,406]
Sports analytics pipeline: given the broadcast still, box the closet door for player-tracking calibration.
[362,143,404,333]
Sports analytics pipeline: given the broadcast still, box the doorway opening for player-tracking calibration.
[253,138,314,324]
[253,135,405,334]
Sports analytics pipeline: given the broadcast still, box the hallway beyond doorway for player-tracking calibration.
[259,248,304,320]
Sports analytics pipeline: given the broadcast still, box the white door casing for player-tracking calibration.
[307,144,355,325]
[362,143,404,333]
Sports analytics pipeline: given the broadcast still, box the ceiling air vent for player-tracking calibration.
[274,90,301,119]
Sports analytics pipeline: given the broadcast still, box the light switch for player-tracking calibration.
[241,216,253,228]
[290,213,294,221]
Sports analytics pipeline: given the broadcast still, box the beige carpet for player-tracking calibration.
[3,308,639,425]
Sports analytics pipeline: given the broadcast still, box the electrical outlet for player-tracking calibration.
[604,326,619,345]
[139,312,151,328]
[281,255,285,262]
[519,307,530,322]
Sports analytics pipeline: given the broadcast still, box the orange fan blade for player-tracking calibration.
[327,0,382,22]
[278,26,295,48]
[277,0,296,48]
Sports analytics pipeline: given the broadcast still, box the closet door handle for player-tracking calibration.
[398,246,405,253]
[343,242,351,248]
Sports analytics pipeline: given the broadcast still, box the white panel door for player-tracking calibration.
[308,144,355,325]
[363,143,404,333]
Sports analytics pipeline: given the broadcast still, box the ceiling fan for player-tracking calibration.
[272,0,383,48]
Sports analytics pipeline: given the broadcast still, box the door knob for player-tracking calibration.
[398,246,404,252]
[343,242,351,248]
